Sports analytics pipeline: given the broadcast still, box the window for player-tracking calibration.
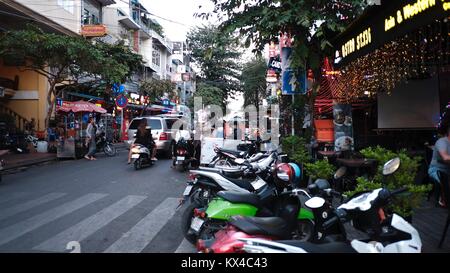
[57,0,74,14]
[83,9,99,25]
[152,44,161,67]
[129,119,162,130]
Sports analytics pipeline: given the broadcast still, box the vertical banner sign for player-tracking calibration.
[333,104,354,152]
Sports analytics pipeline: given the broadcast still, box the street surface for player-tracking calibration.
[0,150,196,253]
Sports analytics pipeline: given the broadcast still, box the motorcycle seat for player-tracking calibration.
[230,216,291,239]
[217,191,261,207]
[218,148,247,157]
[275,241,357,253]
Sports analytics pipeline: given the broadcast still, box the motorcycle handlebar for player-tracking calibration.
[323,216,339,230]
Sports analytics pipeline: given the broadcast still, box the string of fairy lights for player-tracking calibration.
[331,19,450,103]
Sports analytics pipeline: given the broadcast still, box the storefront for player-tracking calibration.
[55,100,107,159]
[329,0,450,150]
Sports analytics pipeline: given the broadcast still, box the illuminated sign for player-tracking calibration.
[385,0,438,31]
[341,28,372,58]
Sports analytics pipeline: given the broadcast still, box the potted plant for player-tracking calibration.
[346,146,431,221]
[304,160,336,183]
[282,136,311,187]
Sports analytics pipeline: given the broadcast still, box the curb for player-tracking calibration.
[4,156,57,172]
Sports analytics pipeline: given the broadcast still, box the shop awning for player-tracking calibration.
[57,100,107,114]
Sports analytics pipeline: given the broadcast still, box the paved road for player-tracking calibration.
[0,150,196,253]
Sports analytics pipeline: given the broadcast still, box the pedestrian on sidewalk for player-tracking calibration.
[85,117,98,161]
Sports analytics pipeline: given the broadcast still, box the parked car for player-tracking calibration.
[126,115,188,157]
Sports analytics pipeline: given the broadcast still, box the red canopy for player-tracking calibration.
[57,100,107,114]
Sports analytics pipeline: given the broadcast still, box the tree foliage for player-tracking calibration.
[187,25,242,107]
[198,0,368,71]
[241,56,267,108]
[346,146,431,217]
[188,82,224,112]
[140,79,175,101]
[0,26,143,128]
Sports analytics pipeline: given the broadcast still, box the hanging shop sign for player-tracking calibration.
[335,0,450,67]
[268,55,282,73]
[81,25,107,37]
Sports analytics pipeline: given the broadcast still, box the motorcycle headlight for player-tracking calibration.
[131,147,140,153]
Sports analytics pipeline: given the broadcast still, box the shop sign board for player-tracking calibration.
[333,104,354,152]
[81,25,107,37]
[335,0,450,66]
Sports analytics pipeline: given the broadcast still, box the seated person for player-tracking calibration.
[127,119,157,164]
[428,123,450,207]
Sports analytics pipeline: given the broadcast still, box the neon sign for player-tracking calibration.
[385,0,438,31]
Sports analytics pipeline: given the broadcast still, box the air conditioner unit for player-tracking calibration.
[123,39,130,46]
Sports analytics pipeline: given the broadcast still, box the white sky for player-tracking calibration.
[140,0,216,41]
[139,0,247,113]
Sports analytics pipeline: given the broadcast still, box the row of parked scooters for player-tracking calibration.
[178,142,422,253]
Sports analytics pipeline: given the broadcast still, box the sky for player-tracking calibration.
[139,0,248,114]
[140,0,216,41]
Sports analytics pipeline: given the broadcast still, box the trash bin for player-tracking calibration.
[37,141,48,153]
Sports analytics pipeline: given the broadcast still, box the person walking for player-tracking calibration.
[85,117,98,161]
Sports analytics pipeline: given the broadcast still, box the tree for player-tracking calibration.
[187,83,223,112]
[197,0,368,138]
[199,0,367,71]
[241,56,267,108]
[187,25,242,109]
[139,78,176,115]
[0,26,143,128]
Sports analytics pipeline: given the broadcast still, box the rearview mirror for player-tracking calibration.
[382,157,401,176]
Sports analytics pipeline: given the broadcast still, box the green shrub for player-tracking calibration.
[304,160,336,180]
[346,146,431,217]
[281,135,311,164]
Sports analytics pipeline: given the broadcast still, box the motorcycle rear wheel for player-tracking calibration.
[134,158,142,170]
[181,201,203,244]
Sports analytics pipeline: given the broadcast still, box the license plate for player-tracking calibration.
[190,217,204,232]
[131,154,140,159]
[183,185,193,196]
[177,156,185,161]
[251,178,267,190]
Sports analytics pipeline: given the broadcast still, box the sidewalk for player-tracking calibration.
[3,152,56,171]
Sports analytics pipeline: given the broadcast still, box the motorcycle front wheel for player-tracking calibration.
[292,219,314,242]
[104,144,116,157]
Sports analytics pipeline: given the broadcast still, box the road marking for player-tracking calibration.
[33,195,147,252]
[175,238,196,253]
[104,198,179,253]
[0,192,29,205]
[0,193,107,246]
[0,192,67,221]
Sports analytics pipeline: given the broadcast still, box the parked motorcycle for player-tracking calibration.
[181,152,279,208]
[208,138,267,167]
[237,158,422,253]
[96,132,116,157]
